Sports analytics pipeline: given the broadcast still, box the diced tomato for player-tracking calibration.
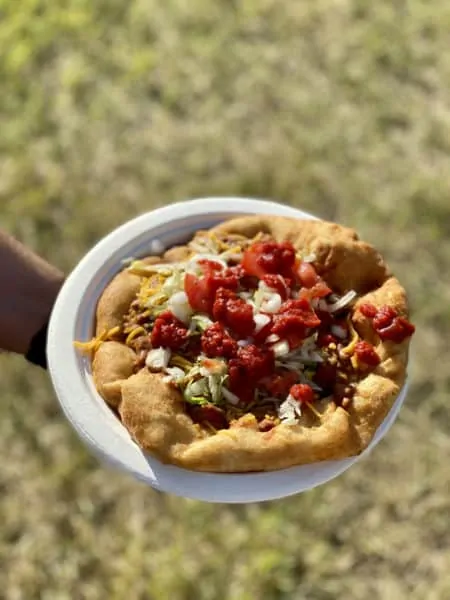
[354,341,381,366]
[184,272,214,313]
[289,383,315,404]
[263,370,298,398]
[228,344,275,402]
[225,265,259,290]
[359,303,378,318]
[201,322,238,359]
[372,306,397,330]
[151,311,188,350]
[297,262,320,288]
[262,274,291,300]
[272,298,321,350]
[184,270,239,315]
[278,298,321,326]
[212,288,255,337]
[371,305,415,343]
[307,281,332,299]
[197,259,224,274]
[241,247,267,279]
[377,316,416,343]
[242,241,296,279]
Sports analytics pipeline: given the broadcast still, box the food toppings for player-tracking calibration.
[297,262,320,288]
[242,240,297,279]
[228,344,275,403]
[289,383,315,405]
[360,303,415,343]
[354,341,381,367]
[151,311,188,350]
[262,274,291,300]
[100,232,416,432]
[212,288,255,337]
[272,298,321,350]
[201,322,238,359]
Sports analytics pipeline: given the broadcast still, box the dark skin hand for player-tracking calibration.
[0,228,64,355]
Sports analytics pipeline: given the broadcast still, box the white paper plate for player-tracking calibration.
[47,197,409,503]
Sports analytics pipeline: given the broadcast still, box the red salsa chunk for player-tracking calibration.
[262,274,291,300]
[361,304,415,344]
[272,298,321,349]
[262,370,299,398]
[212,288,255,337]
[242,240,296,279]
[229,344,275,402]
[289,383,315,404]
[184,267,239,314]
[354,341,381,367]
[151,311,189,350]
[201,322,238,359]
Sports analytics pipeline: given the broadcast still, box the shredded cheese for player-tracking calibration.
[74,326,121,354]
[340,320,360,356]
[125,327,146,345]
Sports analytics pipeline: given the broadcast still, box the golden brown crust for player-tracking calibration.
[96,271,141,336]
[92,341,136,408]
[91,215,412,472]
[119,370,357,471]
[95,257,162,335]
[212,216,389,293]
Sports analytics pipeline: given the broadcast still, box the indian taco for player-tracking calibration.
[76,215,415,473]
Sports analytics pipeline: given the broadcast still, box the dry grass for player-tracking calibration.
[1,1,450,598]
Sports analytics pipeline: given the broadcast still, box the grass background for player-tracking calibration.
[1,0,450,598]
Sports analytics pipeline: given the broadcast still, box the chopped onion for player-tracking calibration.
[302,252,317,263]
[326,290,357,313]
[272,340,290,357]
[163,366,185,383]
[253,313,271,334]
[265,333,280,344]
[331,324,347,339]
[239,291,253,300]
[168,291,192,324]
[278,394,302,424]
[261,293,282,314]
[258,280,272,293]
[146,348,171,370]
[222,387,240,405]
[253,287,265,311]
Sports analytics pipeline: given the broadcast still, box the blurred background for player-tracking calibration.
[1,1,449,598]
